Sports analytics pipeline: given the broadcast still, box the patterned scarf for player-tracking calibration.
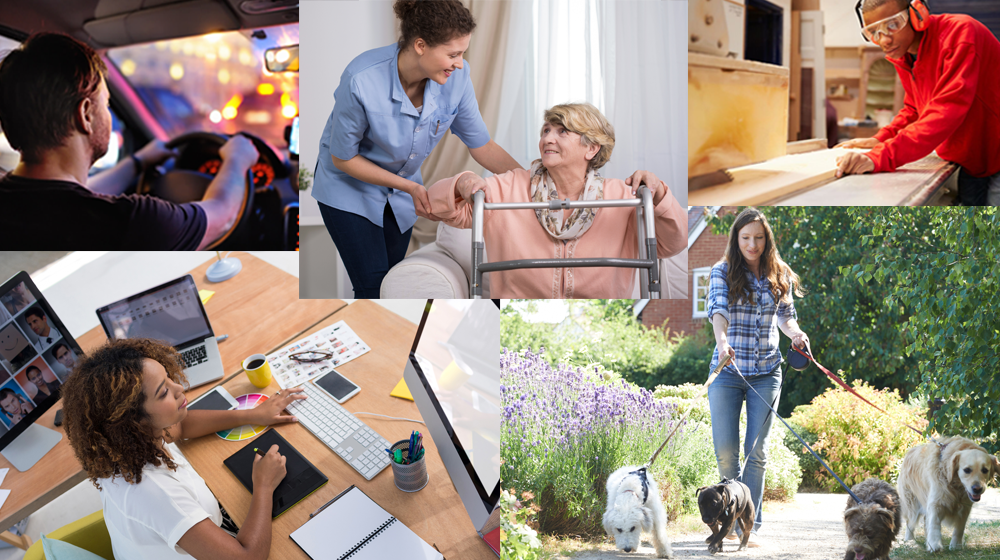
[529,159,605,240]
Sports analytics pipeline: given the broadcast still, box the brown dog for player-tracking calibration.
[897,436,1000,552]
[843,478,901,560]
[697,478,754,554]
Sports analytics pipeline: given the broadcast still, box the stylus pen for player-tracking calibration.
[310,486,353,518]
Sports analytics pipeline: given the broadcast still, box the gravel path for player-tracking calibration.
[560,488,1000,560]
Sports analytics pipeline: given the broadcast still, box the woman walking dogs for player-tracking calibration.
[312,0,521,298]
[706,208,811,546]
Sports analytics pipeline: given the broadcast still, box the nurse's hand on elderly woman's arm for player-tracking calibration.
[332,153,439,220]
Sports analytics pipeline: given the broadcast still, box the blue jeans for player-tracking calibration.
[319,202,413,299]
[707,368,782,533]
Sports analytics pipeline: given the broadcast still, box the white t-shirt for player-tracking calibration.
[99,442,222,559]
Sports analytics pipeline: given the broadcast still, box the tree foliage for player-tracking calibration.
[843,207,999,452]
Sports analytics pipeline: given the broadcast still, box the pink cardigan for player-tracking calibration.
[427,168,687,298]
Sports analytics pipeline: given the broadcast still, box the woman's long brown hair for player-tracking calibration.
[721,207,804,305]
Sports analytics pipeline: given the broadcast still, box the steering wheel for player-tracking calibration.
[135,132,254,249]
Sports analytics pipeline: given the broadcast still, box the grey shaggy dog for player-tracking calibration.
[843,478,902,560]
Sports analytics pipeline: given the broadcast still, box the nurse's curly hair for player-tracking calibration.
[61,338,188,490]
[394,0,477,51]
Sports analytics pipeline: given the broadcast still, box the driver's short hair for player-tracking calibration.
[0,33,107,163]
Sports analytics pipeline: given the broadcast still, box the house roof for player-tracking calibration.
[688,206,721,248]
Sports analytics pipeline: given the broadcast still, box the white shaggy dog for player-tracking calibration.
[602,466,672,558]
[897,436,1000,552]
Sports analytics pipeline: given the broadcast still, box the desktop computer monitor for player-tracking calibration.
[0,271,85,471]
[403,299,500,537]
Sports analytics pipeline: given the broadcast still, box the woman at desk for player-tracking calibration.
[61,339,306,560]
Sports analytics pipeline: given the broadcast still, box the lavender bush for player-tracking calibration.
[502,348,714,535]
[502,350,804,537]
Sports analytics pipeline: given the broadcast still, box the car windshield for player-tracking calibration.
[107,24,298,150]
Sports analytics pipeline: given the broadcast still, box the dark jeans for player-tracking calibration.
[707,368,782,533]
[319,202,413,299]
[958,167,989,206]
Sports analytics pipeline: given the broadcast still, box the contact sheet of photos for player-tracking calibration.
[0,282,79,437]
[267,321,370,389]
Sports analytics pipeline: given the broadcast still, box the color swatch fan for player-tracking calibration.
[216,393,268,441]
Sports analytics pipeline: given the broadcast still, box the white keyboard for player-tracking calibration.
[285,382,391,480]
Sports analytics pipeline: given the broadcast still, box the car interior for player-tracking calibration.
[0,0,300,250]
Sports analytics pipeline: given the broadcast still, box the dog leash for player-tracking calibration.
[644,353,731,469]
[736,361,863,504]
[734,361,783,480]
[789,346,941,446]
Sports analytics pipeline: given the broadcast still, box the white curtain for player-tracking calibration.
[601,0,687,205]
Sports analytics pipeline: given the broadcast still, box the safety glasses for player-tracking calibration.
[861,8,909,42]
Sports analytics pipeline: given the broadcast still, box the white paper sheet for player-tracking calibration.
[268,321,371,389]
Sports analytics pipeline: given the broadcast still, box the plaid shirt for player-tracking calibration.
[707,262,797,376]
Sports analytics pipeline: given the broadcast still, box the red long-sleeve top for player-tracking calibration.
[867,14,1000,178]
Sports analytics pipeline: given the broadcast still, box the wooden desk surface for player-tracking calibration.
[0,254,345,531]
[179,300,496,560]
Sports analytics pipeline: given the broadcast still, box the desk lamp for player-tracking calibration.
[207,251,242,282]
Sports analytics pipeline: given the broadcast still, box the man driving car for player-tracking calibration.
[0,33,258,249]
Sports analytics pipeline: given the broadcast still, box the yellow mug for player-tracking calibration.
[243,354,272,388]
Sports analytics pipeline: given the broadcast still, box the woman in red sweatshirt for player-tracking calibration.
[837,0,1000,205]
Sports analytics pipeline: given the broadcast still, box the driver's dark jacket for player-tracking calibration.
[0,174,206,250]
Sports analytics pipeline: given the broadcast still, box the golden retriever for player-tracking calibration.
[897,436,1000,552]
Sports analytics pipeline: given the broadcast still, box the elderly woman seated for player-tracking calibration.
[428,102,686,298]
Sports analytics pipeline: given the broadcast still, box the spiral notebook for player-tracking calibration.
[290,485,443,560]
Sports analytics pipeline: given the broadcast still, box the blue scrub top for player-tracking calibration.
[312,44,492,233]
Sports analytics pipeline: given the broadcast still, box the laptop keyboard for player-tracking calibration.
[285,382,391,480]
[181,345,208,368]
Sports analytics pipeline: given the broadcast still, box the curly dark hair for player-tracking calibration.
[61,338,188,490]
[394,0,477,51]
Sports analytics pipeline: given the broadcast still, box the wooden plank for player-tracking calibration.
[789,12,801,142]
[688,52,790,76]
[179,300,496,560]
[689,53,790,176]
[787,138,828,155]
[689,148,866,205]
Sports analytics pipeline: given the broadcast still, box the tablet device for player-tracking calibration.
[223,429,327,518]
[188,386,238,411]
[312,368,360,404]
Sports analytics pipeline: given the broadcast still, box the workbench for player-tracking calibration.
[689,148,958,206]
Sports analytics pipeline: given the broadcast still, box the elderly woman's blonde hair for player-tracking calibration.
[542,103,615,170]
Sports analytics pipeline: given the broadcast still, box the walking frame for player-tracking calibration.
[469,185,661,299]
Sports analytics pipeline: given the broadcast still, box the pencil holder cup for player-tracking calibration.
[390,439,428,492]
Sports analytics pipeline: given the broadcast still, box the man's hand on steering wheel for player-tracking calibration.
[134,140,179,170]
[219,135,260,172]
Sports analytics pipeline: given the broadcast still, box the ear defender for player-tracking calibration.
[909,0,931,32]
[855,0,931,41]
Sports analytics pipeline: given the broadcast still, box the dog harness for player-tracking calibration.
[628,468,650,504]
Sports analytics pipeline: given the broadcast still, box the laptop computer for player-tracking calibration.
[96,275,223,388]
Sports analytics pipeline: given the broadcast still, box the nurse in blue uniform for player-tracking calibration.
[313,0,521,297]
